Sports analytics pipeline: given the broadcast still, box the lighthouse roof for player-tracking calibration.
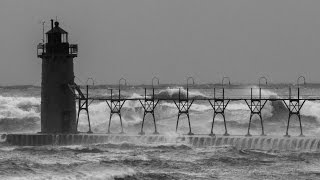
[46,21,68,34]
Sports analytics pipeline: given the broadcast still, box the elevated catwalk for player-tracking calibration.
[70,76,313,138]
[5,134,320,152]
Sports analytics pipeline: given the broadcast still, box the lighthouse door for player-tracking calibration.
[62,111,71,132]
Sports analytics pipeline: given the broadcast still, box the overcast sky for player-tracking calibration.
[1,0,320,85]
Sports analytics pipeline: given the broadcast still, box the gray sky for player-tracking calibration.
[1,0,320,85]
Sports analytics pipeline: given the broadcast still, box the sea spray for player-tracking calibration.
[1,86,320,135]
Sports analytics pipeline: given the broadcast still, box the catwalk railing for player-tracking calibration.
[69,76,320,137]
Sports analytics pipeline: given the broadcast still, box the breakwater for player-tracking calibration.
[4,134,320,152]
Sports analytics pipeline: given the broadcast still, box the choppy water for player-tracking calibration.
[1,84,320,179]
[2,143,320,179]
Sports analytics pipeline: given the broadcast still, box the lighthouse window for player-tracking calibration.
[61,34,68,43]
[53,34,61,43]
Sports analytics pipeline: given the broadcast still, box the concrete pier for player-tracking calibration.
[4,134,320,152]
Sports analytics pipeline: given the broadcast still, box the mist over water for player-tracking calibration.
[1,85,320,135]
[2,85,320,179]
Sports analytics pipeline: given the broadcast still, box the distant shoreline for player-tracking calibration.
[1,83,320,89]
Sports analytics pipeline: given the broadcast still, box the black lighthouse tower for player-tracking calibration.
[37,20,78,133]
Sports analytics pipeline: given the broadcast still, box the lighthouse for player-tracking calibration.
[37,20,78,133]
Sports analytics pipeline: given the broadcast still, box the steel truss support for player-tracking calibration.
[208,88,230,136]
[173,89,194,135]
[282,87,306,137]
[138,88,160,135]
[244,88,268,137]
[106,88,126,134]
[173,77,195,135]
[68,83,93,133]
